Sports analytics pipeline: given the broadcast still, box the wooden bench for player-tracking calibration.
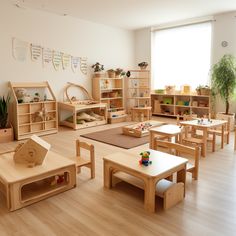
[113,172,184,210]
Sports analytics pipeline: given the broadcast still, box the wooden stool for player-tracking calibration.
[69,140,95,178]
[113,172,184,210]
[131,107,152,122]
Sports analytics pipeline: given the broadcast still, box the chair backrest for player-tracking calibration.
[176,114,197,125]
[154,140,200,172]
[76,139,94,157]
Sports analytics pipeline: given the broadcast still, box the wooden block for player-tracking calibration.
[13,135,51,167]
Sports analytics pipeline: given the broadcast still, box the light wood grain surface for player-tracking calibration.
[0,116,236,236]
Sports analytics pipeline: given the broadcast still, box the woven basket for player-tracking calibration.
[200,88,210,96]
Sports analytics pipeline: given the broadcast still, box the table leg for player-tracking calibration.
[103,161,112,189]
[144,178,156,213]
[177,165,186,197]
[150,131,154,149]
[221,125,225,149]
[202,129,207,157]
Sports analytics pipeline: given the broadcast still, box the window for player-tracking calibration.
[152,22,212,90]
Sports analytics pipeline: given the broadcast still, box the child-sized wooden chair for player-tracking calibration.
[72,139,95,178]
[154,140,200,180]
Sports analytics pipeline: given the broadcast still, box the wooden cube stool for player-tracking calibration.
[131,107,152,122]
[70,140,95,178]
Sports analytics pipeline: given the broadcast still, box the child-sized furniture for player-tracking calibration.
[0,151,76,211]
[154,140,200,180]
[69,139,95,178]
[9,82,58,140]
[131,106,152,122]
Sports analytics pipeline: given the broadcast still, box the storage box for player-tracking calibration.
[0,125,14,143]
[163,98,173,104]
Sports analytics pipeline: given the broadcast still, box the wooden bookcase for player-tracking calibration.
[151,93,211,118]
[92,76,127,123]
[125,70,151,114]
[9,82,58,140]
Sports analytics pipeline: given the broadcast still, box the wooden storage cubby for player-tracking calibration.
[125,70,151,114]
[151,93,210,118]
[92,76,127,123]
[9,82,58,140]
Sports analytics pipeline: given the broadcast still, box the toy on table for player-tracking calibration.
[139,151,152,166]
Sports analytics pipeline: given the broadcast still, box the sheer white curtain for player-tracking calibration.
[152,22,212,90]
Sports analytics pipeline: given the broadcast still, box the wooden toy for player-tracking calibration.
[13,135,51,167]
[139,151,152,166]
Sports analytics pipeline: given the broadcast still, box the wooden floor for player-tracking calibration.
[0,117,236,236]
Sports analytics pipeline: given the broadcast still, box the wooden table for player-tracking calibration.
[103,149,187,213]
[0,151,76,211]
[149,124,182,149]
[180,119,227,157]
[122,120,165,137]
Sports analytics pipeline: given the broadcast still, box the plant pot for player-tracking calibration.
[216,112,235,131]
[139,66,147,70]
[200,88,210,96]
[107,71,116,78]
[196,89,201,95]
[0,124,14,143]
[94,72,102,78]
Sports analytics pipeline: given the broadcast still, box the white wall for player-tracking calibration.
[0,2,135,100]
[134,11,236,114]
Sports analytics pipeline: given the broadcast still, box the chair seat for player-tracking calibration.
[208,129,228,135]
[187,162,194,171]
[182,137,204,145]
[68,156,91,167]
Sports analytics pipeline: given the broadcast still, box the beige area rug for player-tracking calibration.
[81,127,149,149]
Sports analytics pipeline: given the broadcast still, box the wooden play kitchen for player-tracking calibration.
[122,120,165,137]
[0,151,76,211]
[103,149,187,213]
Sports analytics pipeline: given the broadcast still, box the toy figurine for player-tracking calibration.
[139,151,152,166]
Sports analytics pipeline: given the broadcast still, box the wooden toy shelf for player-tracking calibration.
[125,70,151,114]
[9,82,58,140]
[92,76,127,123]
[58,102,107,130]
[151,93,211,117]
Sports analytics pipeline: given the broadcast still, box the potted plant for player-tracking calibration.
[92,62,104,77]
[138,62,148,70]
[107,69,116,78]
[115,68,124,77]
[211,54,236,130]
[0,94,14,143]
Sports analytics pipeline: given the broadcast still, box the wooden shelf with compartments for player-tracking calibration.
[9,82,58,140]
[92,76,127,123]
[125,70,151,115]
[151,93,210,118]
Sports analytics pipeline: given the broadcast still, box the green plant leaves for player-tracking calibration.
[0,94,10,128]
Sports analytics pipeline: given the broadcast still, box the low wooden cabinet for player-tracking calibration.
[151,93,211,118]
[9,82,58,140]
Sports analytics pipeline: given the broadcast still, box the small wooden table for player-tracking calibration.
[149,125,182,149]
[131,107,152,122]
[103,150,187,213]
[0,151,76,211]
[180,119,227,157]
[122,120,165,137]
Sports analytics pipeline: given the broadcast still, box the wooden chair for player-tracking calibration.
[154,140,200,180]
[70,140,95,178]
[207,117,230,150]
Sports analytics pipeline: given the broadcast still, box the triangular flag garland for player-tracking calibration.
[71,56,80,73]
[12,38,28,62]
[12,38,88,74]
[52,51,62,71]
[62,53,71,70]
[42,48,52,67]
[31,44,41,61]
[80,57,88,75]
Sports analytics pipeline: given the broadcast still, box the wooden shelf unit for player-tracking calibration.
[92,76,127,123]
[9,82,58,140]
[151,93,210,117]
[125,70,151,114]
[58,102,107,130]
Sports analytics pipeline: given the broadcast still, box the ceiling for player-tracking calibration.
[11,0,236,30]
